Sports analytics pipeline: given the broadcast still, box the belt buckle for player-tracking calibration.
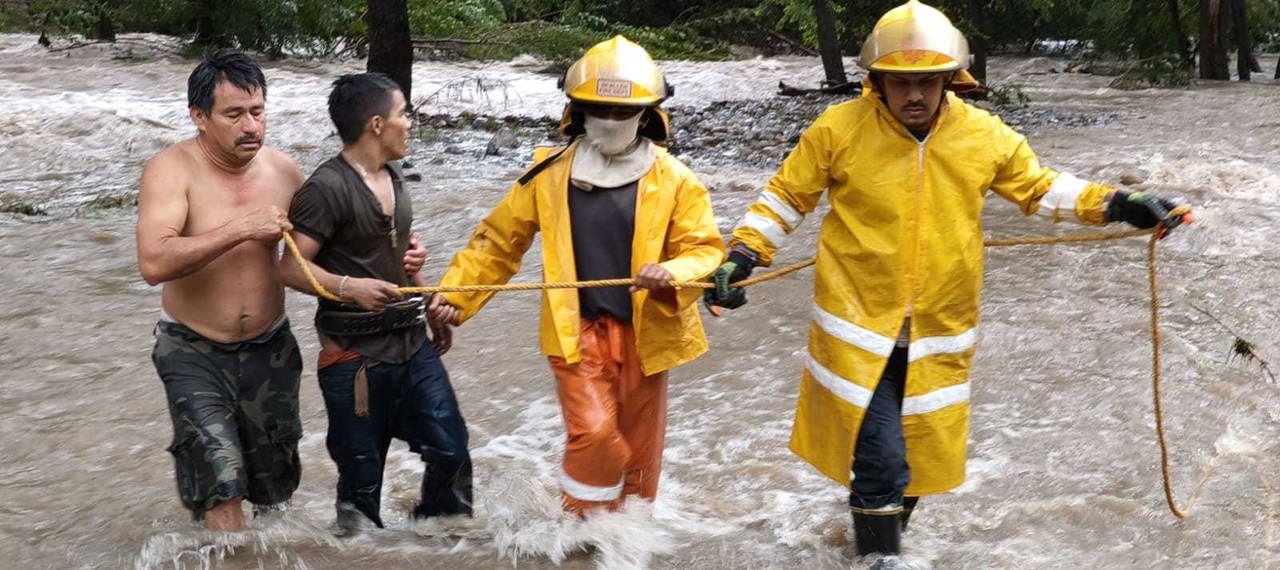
[414,297,427,325]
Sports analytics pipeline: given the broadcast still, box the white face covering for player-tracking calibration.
[583,113,642,156]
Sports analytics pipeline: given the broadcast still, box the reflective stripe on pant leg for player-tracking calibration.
[552,319,629,513]
[614,318,668,501]
[850,346,910,510]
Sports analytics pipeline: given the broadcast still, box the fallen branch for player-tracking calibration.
[44,36,184,57]
[778,79,861,96]
[412,37,512,47]
[1191,303,1277,382]
[765,30,818,56]
[46,39,109,53]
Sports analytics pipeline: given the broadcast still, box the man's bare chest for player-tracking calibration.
[184,170,290,235]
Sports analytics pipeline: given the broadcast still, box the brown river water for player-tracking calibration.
[2,34,1280,570]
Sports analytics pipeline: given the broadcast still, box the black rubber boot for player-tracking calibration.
[900,496,919,532]
[853,508,902,556]
[413,457,474,518]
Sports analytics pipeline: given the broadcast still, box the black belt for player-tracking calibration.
[316,298,425,336]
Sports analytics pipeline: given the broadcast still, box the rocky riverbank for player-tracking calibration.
[416,92,1125,170]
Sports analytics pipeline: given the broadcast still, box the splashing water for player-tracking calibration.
[2,33,1280,569]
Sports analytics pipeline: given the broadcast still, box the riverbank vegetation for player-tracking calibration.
[3,1,1277,94]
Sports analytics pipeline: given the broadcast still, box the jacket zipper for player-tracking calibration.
[904,131,931,334]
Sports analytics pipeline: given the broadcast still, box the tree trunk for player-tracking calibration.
[812,0,847,86]
[366,0,413,106]
[93,13,116,42]
[1167,0,1193,69]
[1199,0,1230,80]
[192,0,217,46]
[967,0,988,85]
[1229,0,1253,80]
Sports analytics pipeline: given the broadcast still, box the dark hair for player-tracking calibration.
[187,50,267,115]
[328,73,402,144]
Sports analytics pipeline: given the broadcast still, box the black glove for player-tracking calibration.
[703,249,757,316]
[1105,190,1193,234]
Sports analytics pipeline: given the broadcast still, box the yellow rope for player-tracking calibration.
[1146,230,1206,519]
[283,229,1155,298]
[283,220,1199,518]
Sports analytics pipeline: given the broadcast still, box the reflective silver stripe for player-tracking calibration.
[812,304,895,357]
[736,212,788,248]
[808,352,969,415]
[805,353,873,409]
[902,383,970,415]
[1036,172,1087,221]
[558,466,622,502]
[907,327,977,362]
[757,191,805,229]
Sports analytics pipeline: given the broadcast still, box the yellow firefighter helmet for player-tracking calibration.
[560,35,670,106]
[859,0,970,74]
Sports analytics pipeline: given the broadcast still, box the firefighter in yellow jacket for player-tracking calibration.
[430,36,725,516]
[704,0,1193,559]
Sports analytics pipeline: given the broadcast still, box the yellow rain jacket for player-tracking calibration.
[732,88,1114,494]
[440,142,725,375]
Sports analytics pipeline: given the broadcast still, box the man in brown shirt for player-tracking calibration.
[281,73,471,530]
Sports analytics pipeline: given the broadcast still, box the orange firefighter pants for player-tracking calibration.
[549,316,669,516]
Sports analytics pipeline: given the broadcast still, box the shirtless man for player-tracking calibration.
[136,51,305,531]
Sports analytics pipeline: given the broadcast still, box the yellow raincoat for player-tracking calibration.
[440,142,725,375]
[732,88,1114,494]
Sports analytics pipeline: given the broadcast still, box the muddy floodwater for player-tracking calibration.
[2,34,1280,569]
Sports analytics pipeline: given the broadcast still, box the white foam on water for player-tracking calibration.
[478,473,673,569]
[133,512,339,570]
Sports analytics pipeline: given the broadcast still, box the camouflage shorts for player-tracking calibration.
[152,318,303,518]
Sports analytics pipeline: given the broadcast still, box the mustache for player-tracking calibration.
[903,103,927,112]
[236,135,262,145]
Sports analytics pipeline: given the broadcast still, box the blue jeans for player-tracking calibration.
[317,342,472,527]
[850,346,910,510]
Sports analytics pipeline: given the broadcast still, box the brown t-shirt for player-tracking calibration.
[290,154,425,363]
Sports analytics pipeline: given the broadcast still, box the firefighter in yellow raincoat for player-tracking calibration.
[704,0,1193,559]
[430,36,725,516]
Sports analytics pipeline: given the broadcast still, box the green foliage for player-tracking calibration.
[612,21,729,60]
[1081,0,1188,59]
[755,0,822,47]
[485,18,605,60]
[410,8,730,61]
[9,0,1276,77]
[408,0,504,39]
[33,0,364,55]
[1252,0,1280,52]
[1108,55,1194,89]
[31,0,116,37]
